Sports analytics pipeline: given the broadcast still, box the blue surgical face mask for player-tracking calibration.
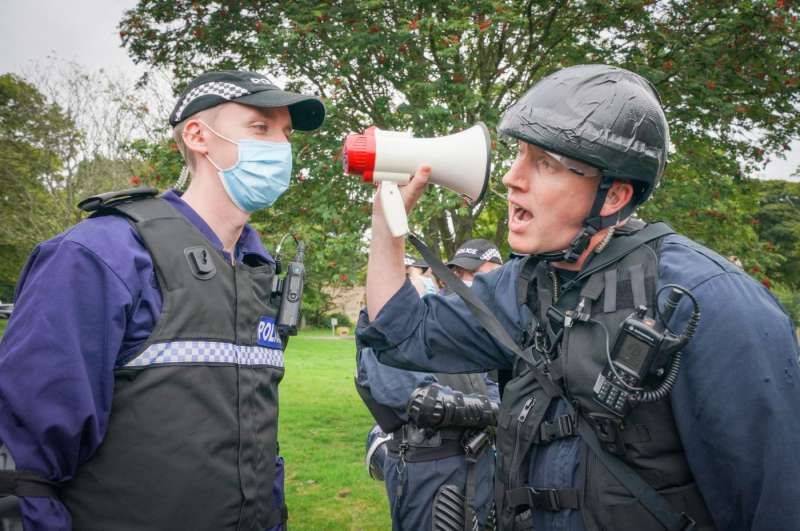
[202,120,292,213]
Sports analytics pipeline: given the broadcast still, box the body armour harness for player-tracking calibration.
[494,220,713,531]
[0,189,289,530]
[407,223,713,531]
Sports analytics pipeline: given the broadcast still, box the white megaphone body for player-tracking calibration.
[342,123,492,237]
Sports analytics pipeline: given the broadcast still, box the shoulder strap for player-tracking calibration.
[571,222,675,286]
[407,233,695,531]
[82,192,184,225]
[77,186,159,214]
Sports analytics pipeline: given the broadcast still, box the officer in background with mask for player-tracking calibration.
[358,64,800,531]
[0,70,324,530]
[357,247,502,530]
[404,254,439,296]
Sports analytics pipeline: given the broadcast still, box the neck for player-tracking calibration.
[551,227,614,272]
[181,165,249,256]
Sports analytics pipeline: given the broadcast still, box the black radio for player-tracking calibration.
[593,286,699,417]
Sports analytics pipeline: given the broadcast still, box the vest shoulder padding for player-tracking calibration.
[78,187,159,214]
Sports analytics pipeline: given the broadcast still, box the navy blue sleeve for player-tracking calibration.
[357,262,526,374]
[357,346,437,412]
[661,238,800,531]
[0,236,133,530]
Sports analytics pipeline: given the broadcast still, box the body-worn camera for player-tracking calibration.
[271,236,306,339]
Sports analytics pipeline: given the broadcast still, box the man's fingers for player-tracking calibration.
[400,165,431,211]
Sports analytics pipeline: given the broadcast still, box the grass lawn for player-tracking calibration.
[280,332,390,530]
[0,322,390,529]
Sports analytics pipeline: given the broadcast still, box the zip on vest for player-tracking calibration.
[507,396,536,490]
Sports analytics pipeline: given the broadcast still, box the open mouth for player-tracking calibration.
[511,204,533,225]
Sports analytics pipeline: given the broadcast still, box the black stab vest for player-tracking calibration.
[61,197,287,531]
[495,225,715,531]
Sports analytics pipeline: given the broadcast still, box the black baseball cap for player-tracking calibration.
[169,70,325,131]
[447,239,503,271]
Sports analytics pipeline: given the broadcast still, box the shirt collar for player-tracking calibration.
[162,189,275,265]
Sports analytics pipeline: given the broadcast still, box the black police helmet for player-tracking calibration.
[497,64,669,207]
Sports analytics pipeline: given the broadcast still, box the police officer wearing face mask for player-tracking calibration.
[356,249,501,531]
[0,70,324,531]
[358,65,800,531]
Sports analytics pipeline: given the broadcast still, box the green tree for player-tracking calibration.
[0,73,78,292]
[0,64,174,296]
[754,180,800,286]
[120,0,800,298]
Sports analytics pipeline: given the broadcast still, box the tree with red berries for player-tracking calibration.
[119,0,800,319]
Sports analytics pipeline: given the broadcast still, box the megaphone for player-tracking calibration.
[342,123,492,237]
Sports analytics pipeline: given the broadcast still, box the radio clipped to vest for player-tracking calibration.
[593,284,701,417]
[273,234,306,338]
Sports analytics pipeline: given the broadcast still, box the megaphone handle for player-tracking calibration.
[379,182,409,238]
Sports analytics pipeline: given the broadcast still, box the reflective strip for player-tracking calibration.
[124,341,284,368]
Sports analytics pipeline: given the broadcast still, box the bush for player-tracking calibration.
[773,283,800,328]
[323,312,353,329]
[303,309,353,330]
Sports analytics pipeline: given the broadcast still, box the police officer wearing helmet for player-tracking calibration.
[0,70,324,530]
[358,64,800,531]
[356,247,501,531]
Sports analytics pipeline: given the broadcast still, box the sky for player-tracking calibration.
[1,0,798,181]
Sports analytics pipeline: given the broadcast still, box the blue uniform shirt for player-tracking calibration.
[357,345,500,414]
[358,233,800,531]
[0,190,273,531]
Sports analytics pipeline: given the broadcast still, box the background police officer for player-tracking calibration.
[357,245,503,530]
[0,70,324,530]
[358,65,800,530]
[445,239,503,287]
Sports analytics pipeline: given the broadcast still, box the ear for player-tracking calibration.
[182,118,210,159]
[599,180,634,217]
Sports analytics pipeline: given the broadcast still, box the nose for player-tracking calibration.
[269,130,290,143]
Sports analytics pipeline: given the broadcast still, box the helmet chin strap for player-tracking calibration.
[536,177,634,264]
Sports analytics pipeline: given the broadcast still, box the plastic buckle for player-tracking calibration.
[530,488,561,511]
[558,414,575,437]
[539,414,575,443]
[587,412,626,456]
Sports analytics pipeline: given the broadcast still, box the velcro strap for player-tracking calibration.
[0,470,58,498]
[536,414,576,444]
[506,487,580,512]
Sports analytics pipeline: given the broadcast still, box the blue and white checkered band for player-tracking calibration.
[172,82,250,123]
[124,340,284,368]
[480,248,502,263]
